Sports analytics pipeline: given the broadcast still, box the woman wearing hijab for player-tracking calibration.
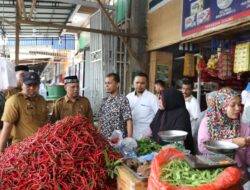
[150,87,194,154]
[198,88,250,177]
[194,91,218,154]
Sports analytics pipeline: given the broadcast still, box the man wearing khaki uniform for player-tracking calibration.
[0,72,48,152]
[0,65,29,130]
[50,76,93,122]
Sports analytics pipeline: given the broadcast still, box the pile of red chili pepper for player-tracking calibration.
[0,115,121,189]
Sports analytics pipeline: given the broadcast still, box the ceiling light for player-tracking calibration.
[72,15,81,23]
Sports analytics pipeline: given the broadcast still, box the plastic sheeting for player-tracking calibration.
[0,57,16,90]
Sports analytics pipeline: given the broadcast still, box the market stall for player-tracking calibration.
[115,130,245,190]
[0,115,247,189]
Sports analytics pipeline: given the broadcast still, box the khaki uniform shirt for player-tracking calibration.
[0,87,22,136]
[51,95,93,122]
[1,93,48,144]
[3,87,22,100]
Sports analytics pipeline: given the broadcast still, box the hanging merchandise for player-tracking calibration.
[234,42,250,73]
[217,47,234,80]
[197,56,209,82]
[183,53,195,77]
[205,37,220,78]
[196,55,202,74]
[206,54,218,77]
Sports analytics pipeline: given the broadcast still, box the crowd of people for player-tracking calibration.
[0,67,249,180]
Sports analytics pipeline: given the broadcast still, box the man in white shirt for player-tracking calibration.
[127,72,159,140]
[181,78,201,137]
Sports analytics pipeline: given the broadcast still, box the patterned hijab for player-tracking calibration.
[207,88,241,140]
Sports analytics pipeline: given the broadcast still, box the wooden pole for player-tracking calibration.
[95,0,141,65]
[18,19,145,39]
[20,0,27,19]
[29,0,37,20]
[15,0,21,65]
[0,17,15,27]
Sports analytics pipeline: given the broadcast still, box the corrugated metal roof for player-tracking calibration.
[0,0,115,37]
[0,0,76,37]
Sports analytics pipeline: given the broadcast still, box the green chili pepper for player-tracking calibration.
[160,159,223,187]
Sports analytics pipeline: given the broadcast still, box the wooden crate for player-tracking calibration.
[117,166,148,190]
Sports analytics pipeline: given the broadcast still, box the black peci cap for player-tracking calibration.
[15,65,29,72]
[64,76,79,84]
[23,72,40,85]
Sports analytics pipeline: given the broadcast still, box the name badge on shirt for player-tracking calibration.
[27,103,34,110]
[140,104,150,107]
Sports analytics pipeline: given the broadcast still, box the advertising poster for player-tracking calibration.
[156,65,169,82]
[182,0,250,37]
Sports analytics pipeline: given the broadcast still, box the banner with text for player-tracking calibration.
[182,0,250,37]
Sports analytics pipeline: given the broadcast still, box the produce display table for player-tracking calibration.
[117,165,148,190]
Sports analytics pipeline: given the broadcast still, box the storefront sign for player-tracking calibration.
[182,0,250,37]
